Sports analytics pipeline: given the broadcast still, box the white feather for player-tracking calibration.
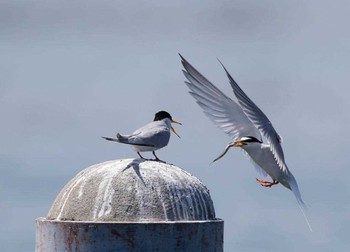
[288,175,313,232]
[241,149,268,177]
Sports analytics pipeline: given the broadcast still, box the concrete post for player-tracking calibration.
[36,159,224,251]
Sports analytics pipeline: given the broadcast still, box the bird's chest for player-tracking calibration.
[243,144,280,178]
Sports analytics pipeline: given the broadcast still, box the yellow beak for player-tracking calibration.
[232,140,247,147]
[171,119,182,125]
[171,119,182,138]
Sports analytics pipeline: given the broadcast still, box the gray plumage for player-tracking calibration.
[103,111,181,161]
[180,54,312,231]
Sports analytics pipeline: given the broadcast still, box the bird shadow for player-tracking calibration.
[122,159,146,187]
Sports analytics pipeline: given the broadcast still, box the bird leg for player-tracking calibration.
[152,151,165,163]
[256,178,279,188]
[137,152,146,159]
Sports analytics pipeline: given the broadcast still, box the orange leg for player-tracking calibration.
[256,178,279,188]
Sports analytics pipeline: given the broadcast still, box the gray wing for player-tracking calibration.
[219,61,287,173]
[102,135,154,146]
[129,121,170,147]
[180,54,261,142]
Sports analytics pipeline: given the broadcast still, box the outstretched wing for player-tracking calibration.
[219,61,287,173]
[180,54,261,142]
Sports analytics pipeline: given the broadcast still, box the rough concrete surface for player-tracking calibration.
[47,159,216,222]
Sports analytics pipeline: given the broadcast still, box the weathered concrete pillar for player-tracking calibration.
[36,159,224,251]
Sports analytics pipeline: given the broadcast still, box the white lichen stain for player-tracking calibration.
[93,164,120,219]
[54,159,214,222]
[57,176,84,220]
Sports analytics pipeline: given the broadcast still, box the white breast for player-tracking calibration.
[242,143,285,181]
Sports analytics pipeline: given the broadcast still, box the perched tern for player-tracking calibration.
[180,54,312,231]
[103,111,181,162]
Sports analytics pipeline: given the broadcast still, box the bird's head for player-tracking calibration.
[154,111,182,138]
[232,136,262,147]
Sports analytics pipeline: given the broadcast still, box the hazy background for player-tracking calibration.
[1,1,350,251]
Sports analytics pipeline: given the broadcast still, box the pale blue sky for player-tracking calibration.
[1,1,350,251]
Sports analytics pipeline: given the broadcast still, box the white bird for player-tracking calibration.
[103,111,181,162]
[180,54,312,231]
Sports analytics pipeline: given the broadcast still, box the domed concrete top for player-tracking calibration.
[47,159,216,222]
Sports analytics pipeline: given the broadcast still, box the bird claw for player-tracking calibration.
[256,178,279,188]
[152,158,166,163]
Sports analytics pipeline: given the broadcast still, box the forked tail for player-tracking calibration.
[102,136,120,142]
[102,134,128,144]
[288,176,313,232]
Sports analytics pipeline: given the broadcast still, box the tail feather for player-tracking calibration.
[102,136,120,142]
[116,133,129,141]
[102,133,129,144]
[289,177,313,232]
[102,135,154,147]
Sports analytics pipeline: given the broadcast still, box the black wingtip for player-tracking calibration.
[217,58,238,85]
[216,58,229,74]
[179,53,187,66]
[179,54,195,74]
[178,53,185,60]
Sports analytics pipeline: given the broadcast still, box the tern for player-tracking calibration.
[103,111,181,162]
[180,54,312,231]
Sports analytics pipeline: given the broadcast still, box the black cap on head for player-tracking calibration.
[242,136,262,143]
[154,111,172,121]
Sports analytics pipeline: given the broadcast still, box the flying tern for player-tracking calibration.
[180,54,312,231]
[103,111,181,162]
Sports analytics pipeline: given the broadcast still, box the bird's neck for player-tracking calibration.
[162,118,172,128]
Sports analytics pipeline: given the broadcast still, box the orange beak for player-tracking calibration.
[232,140,247,147]
[171,119,182,138]
[171,119,182,125]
